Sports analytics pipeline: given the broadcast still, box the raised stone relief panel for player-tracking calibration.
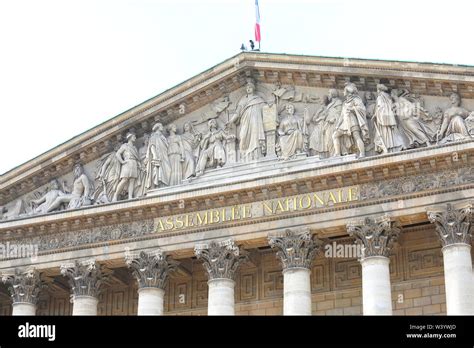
[1,81,474,221]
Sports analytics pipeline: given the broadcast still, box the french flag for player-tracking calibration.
[254,0,261,43]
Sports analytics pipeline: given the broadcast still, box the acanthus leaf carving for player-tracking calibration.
[194,239,248,280]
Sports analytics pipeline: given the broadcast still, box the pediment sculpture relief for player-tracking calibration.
[2,80,474,220]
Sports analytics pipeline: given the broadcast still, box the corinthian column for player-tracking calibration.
[125,249,178,315]
[268,229,321,315]
[60,260,105,316]
[348,215,400,315]
[2,269,44,315]
[195,239,248,315]
[427,202,474,315]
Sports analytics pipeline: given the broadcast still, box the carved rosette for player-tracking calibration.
[194,239,248,281]
[347,215,401,259]
[125,249,179,289]
[427,202,473,247]
[268,229,322,270]
[1,269,45,305]
[60,260,105,299]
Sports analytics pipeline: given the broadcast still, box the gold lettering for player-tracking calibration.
[299,195,312,209]
[348,186,358,201]
[243,204,252,218]
[157,219,166,232]
[327,191,337,205]
[263,201,274,215]
[165,217,174,230]
[313,193,325,206]
[231,206,241,220]
[196,212,208,225]
[275,200,287,213]
[210,209,220,224]
[175,215,184,229]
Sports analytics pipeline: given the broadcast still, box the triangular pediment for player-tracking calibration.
[1,52,474,222]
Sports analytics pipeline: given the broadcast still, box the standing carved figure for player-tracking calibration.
[93,144,121,203]
[276,103,306,160]
[134,135,149,197]
[308,95,327,157]
[145,123,171,190]
[196,119,234,176]
[321,89,344,158]
[391,89,434,148]
[167,124,186,186]
[46,164,92,212]
[333,83,369,158]
[372,84,404,153]
[437,93,472,143]
[113,133,140,201]
[181,122,201,179]
[228,79,267,161]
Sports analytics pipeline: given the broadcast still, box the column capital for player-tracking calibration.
[194,239,248,281]
[427,202,473,247]
[1,269,44,305]
[347,215,401,259]
[268,228,322,270]
[60,260,105,299]
[125,249,178,289]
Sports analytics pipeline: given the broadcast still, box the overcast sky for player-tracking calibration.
[0,0,473,175]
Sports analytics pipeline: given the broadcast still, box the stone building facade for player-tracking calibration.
[0,52,473,315]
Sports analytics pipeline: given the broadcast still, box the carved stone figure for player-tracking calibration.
[438,93,472,143]
[167,124,186,186]
[373,84,404,153]
[134,135,149,198]
[308,96,327,157]
[93,144,121,204]
[320,89,345,158]
[144,123,171,190]
[112,133,140,201]
[276,103,307,160]
[333,83,369,158]
[391,88,435,148]
[364,91,378,155]
[46,163,92,212]
[228,79,267,161]
[196,119,234,176]
[30,179,65,214]
[181,122,201,179]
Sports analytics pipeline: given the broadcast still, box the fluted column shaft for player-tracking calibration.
[195,239,247,316]
[348,215,400,315]
[428,203,474,315]
[125,249,178,316]
[269,229,321,315]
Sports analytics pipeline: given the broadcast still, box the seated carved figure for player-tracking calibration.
[391,89,435,148]
[276,103,306,160]
[438,93,472,143]
[196,119,234,176]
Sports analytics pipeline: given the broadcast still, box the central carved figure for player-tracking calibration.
[227,79,267,162]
